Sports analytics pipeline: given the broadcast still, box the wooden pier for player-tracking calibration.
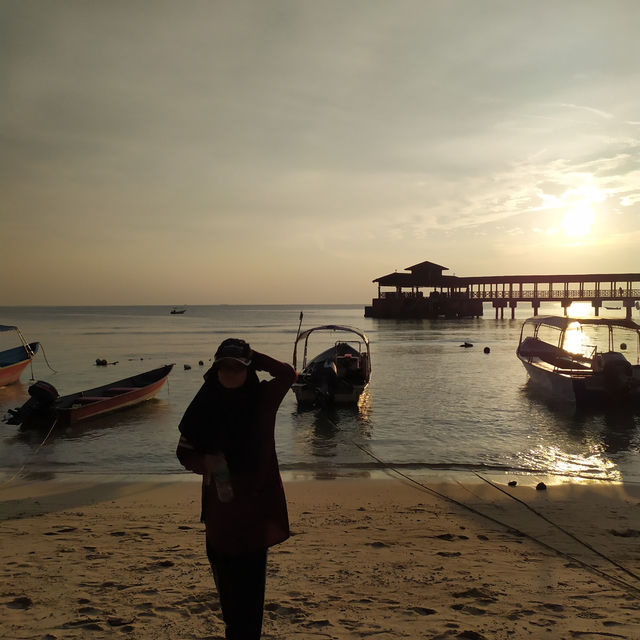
[364,261,640,320]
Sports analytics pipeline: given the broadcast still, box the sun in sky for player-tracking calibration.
[536,180,605,241]
[561,203,595,238]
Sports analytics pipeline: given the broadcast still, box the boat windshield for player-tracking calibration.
[540,320,640,362]
[562,322,585,356]
[528,320,593,360]
[582,323,640,364]
[532,323,564,349]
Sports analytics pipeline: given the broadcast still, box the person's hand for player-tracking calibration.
[203,453,223,485]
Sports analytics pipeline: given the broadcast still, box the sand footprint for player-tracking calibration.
[6,596,33,609]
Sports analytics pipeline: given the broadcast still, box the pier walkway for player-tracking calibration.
[364,261,640,320]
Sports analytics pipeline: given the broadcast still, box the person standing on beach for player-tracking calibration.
[176,338,296,640]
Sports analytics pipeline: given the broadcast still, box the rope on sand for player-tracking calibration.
[351,440,640,599]
[473,471,640,583]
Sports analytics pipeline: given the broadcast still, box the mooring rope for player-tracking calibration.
[0,419,59,488]
[39,343,58,374]
[473,471,640,583]
[350,440,640,599]
[26,342,58,380]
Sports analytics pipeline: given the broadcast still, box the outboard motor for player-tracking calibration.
[28,380,59,404]
[309,359,338,403]
[597,352,633,396]
[4,381,59,426]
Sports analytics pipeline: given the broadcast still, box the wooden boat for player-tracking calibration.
[516,316,640,406]
[5,364,174,429]
[0,325,39,387]
[170,307,187,314]
[292,325,371,407]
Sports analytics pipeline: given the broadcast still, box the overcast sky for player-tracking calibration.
[2,0,639,305]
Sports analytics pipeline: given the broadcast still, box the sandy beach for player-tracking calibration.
[1,475,640,640]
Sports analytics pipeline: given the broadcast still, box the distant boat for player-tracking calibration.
[0,325,39,387]
[4,364,174,429]
[516,315,640,406]
[292,324,371,407]
[170,307,187,314]
[604,306,621,310]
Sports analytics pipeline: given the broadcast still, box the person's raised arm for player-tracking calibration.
[252,350,296,405]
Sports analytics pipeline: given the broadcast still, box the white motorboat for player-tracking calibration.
[292,324,371,407]
[516,315,640,406]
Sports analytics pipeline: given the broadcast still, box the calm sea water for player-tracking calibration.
[1,304,640,485]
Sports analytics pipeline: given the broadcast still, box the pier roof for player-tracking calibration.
[373,272,417,286]
[405,260,448,272]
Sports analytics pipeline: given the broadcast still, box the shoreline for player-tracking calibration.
[2,465,637,489]
[2,477,640,638]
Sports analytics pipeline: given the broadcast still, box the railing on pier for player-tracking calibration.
[381,289,640,301]
[380,291,423,299]
[468,289,640,301]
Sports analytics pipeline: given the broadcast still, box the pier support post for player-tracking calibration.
[509,300,517,319]
[531,300,540,316]
[592,299,601,317]
[561,299,572,317]
[492,300,507,319]
[623,298,634,320]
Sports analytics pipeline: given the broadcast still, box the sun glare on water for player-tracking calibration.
[568,301,593,318]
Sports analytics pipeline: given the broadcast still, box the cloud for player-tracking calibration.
[557,103,614,119]
[1,1,639,303]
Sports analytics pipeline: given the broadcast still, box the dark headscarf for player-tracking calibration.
[178,365,262,473]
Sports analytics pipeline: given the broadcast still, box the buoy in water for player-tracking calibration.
[483,347,490,354]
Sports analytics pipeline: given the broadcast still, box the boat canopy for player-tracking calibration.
[293,325,370,370]
[521,316,640,331]
[295,324,369,346]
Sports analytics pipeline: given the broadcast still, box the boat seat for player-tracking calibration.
[103,387,137,396]
[520,337,590,370]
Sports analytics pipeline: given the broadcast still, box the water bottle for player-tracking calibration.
[210,453,234,503]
